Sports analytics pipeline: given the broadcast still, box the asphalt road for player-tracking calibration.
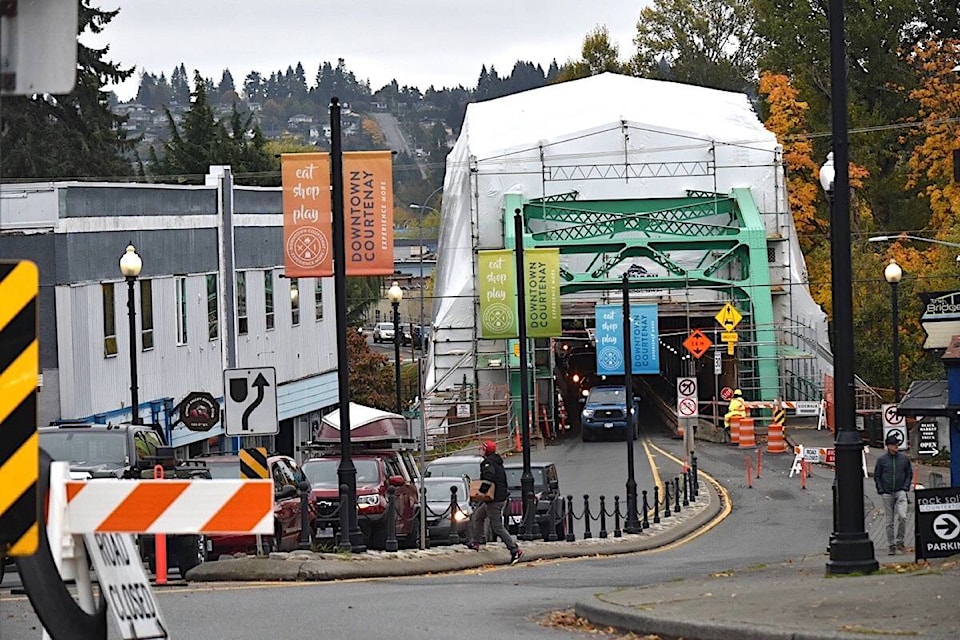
[0,431,835,639]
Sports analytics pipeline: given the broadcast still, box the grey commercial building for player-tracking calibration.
[0,170,339,459]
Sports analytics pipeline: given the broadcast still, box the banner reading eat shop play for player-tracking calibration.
[524,248,561,338]
[478,249,518,339]
[343,151,394,276]
[282,153,332,277]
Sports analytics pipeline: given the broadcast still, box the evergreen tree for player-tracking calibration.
[1,0,135,180]
[243,71,264,103]
[135,72,157,107]
[153,72,172,108]
[170,63,190,104]
[217,69,236,103]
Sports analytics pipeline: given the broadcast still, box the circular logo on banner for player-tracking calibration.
[481,303,514,334]
[720,386,734,401]
[598,347,623,371]
[286,227,329,270]
[678,397,698,417]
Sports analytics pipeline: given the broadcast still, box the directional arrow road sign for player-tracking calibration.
[933,514,959,541]
[224,367,278,436]
[715,303,743,331]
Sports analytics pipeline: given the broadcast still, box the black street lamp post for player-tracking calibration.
[119,244,142,425]
[388,281,404,415]
[884,259,903,401]
[621,274,641,534]
[819,0,879,574]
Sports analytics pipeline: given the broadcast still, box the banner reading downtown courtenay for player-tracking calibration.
[594,303,660,375]
[524,248,561,338]
[342,151,394,276]
[478,249,518,339]
[281,153,333,277]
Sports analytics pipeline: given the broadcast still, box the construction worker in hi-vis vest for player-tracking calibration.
[724,388,747,433]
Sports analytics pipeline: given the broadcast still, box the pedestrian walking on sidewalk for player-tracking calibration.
[874,434,913,555]
[466,440,524,565]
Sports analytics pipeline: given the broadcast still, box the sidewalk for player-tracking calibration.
[187,472,722,582]
[577,554,960,640]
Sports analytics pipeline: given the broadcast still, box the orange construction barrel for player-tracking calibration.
[738,417,756,448]
[767,420,787,454]
[729,416,741,446]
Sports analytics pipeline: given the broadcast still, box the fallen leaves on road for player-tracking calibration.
[539,609,663,639]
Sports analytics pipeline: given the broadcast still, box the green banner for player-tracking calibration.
[524,248,561,337]
[478,249,518,339]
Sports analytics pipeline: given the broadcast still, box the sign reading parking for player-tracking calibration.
[85,532,168,639]
[224,367,278,436]
[915,487,960,560]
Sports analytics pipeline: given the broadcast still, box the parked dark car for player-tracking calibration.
[503,461,565,540]
[182,454,317,556]
[423,477,472,544]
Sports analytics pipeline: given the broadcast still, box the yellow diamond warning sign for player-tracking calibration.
[715,303,742,331]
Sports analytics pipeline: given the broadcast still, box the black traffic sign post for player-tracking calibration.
[915,487,960,562]
[918,421,939,457]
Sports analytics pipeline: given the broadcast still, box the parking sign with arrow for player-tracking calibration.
[224,367,278,436]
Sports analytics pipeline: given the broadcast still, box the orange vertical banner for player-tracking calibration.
[342,151,394,276]
[282,153,333,277]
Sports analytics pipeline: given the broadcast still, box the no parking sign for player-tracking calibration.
[676,377,698,418]
[881,403,908,450]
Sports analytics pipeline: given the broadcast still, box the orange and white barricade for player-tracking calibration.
[738,417,756,448]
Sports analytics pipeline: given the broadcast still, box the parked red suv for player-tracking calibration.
[302,450,420,550]
[184,454,317,556]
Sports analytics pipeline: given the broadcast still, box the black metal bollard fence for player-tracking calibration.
[598,496,608,539]
[546,495,558,542]
[692,454,699,497]
[582,495,593,539]
[663,482,671,518]
[682,472,689,507]
[448,486,461,546]
[642,489,650,528]
[674,477,681,512]
[613,496,622,537]
[653,486,661,524]
[565,495,575,542]
[338,483,350,548]
[385,485,398,552]
[298,481,312,551]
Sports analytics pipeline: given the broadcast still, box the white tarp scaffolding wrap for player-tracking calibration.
[424,73,831,411]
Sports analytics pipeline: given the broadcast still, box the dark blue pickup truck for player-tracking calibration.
[580,386,639,441]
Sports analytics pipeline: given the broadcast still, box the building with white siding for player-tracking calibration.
[0,171,339,460]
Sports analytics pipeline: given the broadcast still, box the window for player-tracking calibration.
[290,278,300,326]
[102,283,117,357]
[206,273,218,341]
[140,280,154,350]
[264,269,275,330]
[236,271,248,335]
[175,276,188,344]
[314,279,323,321]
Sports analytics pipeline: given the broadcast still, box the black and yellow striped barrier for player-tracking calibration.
[240,447,269,479]
[0,260,39,557]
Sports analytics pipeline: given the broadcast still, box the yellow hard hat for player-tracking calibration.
[733,388,742,396]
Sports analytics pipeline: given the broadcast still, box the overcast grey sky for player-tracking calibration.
[90,1,648,101]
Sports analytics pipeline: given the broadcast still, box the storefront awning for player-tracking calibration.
[896,380,951,417]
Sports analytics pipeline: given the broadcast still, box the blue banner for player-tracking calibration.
[594,304,660,375]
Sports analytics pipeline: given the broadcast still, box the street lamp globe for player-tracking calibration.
[387,281,403,304]
[818,152,835,195]
[883,258,902,284]
[119,244,142,278]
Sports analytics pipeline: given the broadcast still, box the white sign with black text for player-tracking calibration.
[85,533,167,639]
[676,377,698,418]
[224,367,279,436]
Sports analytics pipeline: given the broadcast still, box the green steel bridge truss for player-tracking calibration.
[501,189,779,401]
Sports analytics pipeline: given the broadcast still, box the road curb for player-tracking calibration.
[186,477,723,582]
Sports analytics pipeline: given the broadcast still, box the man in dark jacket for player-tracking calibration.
[874,434,913,555]
[466,440,523,564]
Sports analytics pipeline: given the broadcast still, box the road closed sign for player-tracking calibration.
[85,532,168,639]
[915,487,960,561]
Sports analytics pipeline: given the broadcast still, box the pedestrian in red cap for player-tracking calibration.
[466,440,523,564]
